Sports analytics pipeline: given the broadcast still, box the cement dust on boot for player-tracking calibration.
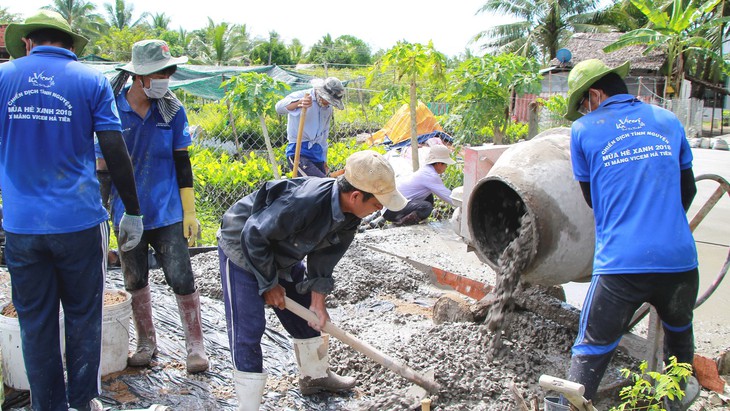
[128,285,158,367]
[294,335,356,394]
[234,370,267,411]
[175,290,209,373]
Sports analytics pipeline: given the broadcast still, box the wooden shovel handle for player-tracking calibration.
[292,106,307,177]
[284,296,441,393]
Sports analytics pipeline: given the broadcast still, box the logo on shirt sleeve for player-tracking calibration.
[111,100,119,118]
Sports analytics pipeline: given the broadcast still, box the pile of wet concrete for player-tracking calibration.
[166,237,635,410]
[0,227,664,410]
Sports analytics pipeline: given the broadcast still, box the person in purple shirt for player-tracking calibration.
[377,144,456,226]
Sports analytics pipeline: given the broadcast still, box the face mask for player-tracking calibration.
[142,78,170,99]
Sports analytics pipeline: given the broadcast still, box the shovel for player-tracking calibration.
[284,296,440,400]
[291,106,307,177]
[539,375,598,411]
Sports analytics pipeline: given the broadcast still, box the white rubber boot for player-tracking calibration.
[234,370,267,411]
[293,335,356,395]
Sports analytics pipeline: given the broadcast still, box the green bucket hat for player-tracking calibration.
[564,59,630,121]
[4,10,89,59]
[117,39,188,76]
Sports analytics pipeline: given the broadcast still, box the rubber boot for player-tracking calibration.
[234,370,267,411]
[663,375,699,411]
[566,353,613,401]
[128,285,158,367]
[69,398,103,411]
[175,290,209,373]
[293,335,356,395]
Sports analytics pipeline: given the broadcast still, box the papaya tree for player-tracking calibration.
[368,41,446,171]
[222,72,290,179]
[444,53,542,145]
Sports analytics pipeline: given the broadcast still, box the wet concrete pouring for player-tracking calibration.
[2,222,729,410]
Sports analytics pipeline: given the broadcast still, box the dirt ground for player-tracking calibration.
[2,221,730,410]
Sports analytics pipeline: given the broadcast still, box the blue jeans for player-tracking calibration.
[6,223,107,411]
[287,156,326,177]
[568,269,699,400]
[218,246,319,372]
[117,222,195,295]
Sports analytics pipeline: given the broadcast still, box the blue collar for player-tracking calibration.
[30,46,78,60]
[600,94,641,109]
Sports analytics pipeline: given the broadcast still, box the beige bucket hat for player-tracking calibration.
[4,10,89,59]
[117,39,188,75]
[425,145,455,165]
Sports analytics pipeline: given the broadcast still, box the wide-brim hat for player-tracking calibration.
[425,145,455,165]
[564,59,630,121]
[312,77,345,110]
[117,39,188,75]
[5,10,89,59]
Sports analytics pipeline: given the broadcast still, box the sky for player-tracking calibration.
[7,0,505,58]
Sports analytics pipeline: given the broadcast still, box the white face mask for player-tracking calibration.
[142,78,170,99]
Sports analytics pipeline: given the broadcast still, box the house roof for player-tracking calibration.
[549,32,666,72]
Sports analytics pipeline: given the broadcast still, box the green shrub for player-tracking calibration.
[610,356,692,411]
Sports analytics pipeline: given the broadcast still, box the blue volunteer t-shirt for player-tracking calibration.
[570,94,697,274]
[102,88,192,229]
[0,46,121,234]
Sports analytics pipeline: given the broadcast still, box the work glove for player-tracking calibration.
[180,187,198,247]
[118,213,143,251]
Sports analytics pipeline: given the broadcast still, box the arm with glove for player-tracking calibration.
[174,149,199,246]
[96,130,143,251]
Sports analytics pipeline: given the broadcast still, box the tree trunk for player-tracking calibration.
[409,77,420,172]
[259,114,280,179]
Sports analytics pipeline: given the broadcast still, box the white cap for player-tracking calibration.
[344,151,408,211]
[425,145,455,165]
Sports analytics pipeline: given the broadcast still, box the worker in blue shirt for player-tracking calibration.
[0,10,142,411]
[565,59,699,410]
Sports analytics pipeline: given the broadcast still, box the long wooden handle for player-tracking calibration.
[539,375,596,411]
[292,106,307,177]
[284,297,441,393]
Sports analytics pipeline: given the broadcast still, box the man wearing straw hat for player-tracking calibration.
[564,59,699,410]
[96,39,208,374]
[0,9,143,411]
[275,77,345,177]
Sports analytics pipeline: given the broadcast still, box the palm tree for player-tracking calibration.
[104,0,148,29]
[45,0,105,39]
[473,0,599,63]
[189,18,247,65]
[149,12,171,32]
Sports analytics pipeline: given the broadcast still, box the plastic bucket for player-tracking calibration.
[101,289,132,376]
[0,304,64,390]
[544,396,571,411]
